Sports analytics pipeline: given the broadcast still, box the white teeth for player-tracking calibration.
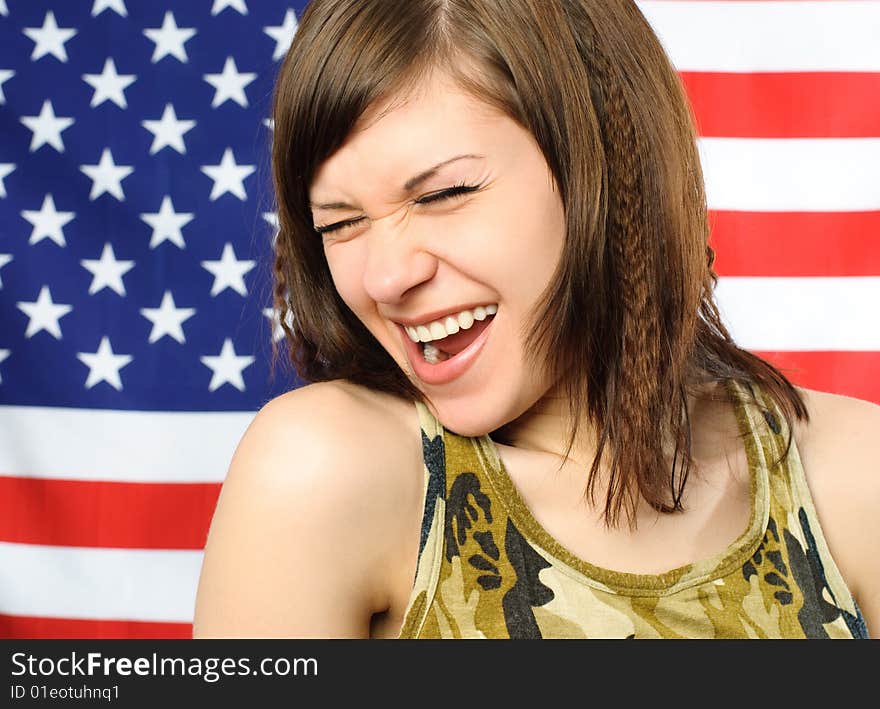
[457,309,474,330]
[429,322,446,341]
[403,304,497,344]
[423,343,442,364]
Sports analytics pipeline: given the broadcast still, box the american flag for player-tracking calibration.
[0,0,878,639]
[0,0,300,639]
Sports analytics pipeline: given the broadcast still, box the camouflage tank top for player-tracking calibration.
[396,379,869,639]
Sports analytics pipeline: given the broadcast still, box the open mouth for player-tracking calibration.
[418,312,495,364]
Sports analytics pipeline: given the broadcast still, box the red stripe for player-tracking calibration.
[753,350,880,405]
[0,478,221,550]
[0,614,191,639]
[680,72,880,138]
[708,210,880,277]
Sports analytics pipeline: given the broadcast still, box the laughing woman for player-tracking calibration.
[193,0,879,639]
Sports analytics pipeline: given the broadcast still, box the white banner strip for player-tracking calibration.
[637,1,880,72]
[0,542,202,623]
[0,407,255,482]
[699,138,880,212]
[715,277,880,351]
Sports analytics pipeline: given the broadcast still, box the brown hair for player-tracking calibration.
[268,0,809,529]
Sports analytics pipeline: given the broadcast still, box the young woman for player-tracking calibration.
[193,0,878,638]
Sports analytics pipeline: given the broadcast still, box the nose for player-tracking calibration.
[361,213,437,305]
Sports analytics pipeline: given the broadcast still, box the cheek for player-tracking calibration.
[324,243,367,307]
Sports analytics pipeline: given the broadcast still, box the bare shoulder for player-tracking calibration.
[193,380,424,638]
[789,385,880,636]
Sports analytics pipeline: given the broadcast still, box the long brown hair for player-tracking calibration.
[269,0,809,529]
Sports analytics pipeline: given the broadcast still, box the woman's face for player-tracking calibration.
[309,69,567,437]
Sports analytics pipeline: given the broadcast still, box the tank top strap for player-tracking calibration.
[735,379,868,636]
[397,400,447,638]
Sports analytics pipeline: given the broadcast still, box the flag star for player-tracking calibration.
[83,58,136,109]
[20,100,75,153]
[264,9,298,61]
[0,348,9,385]
[141,103,196,155]
[92,0,127,17]
[263,306,294,342]
[77,336,133,391]
[17,285,73,339]
[0,253,12,288]
[201,148,255,201]
[263,117,274,131]
[201,243,256,297]
[23,11,78,63]
[140,291,196,344]
[204,57,256,109]
[80,148,134,201]
[0,0,7,16]
[21,194,75,247]
[200,339,255,392]
[80,242,135,296]
[0,163,16,198]
[144,11,196,64]
[0,69,13,104]
[140,195,194,249]
[212,0,248,15]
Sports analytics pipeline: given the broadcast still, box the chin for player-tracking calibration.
[430,397,513,440]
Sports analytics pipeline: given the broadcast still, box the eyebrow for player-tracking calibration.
[309,153,485,211]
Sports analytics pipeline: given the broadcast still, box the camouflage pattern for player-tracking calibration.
[396,379,869,639]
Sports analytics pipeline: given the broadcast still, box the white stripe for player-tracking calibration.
[0,407,255,482]
[699,138,880,212]
[637,1,880,72]
[715,277,880,351]
[0,542,201,623]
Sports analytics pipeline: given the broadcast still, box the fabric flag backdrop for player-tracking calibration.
[0,0,877,639]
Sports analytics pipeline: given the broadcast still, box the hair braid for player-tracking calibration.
[582,33,673,527]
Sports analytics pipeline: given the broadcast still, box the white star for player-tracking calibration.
[263,117,274,131]
[264,9,298,61]
[263,306,295,342]
[140,291,196,344]
[80,148,134,201]
[20,100,74,153]
[17,285,73,339]
[0,0,7,17]
[0,163,16,198]
[0,253,12,288]
[212,0,248,15]
[140,195,193,249]
[204,57,256,109]
[144,11,196,64]
[92,0,127,17]
[0,69,13,104]
[77,336,133,390]
[201,243,256,297]
[141,103,195,155]
[21,194,75,247]
[0,349,9,385]
[23,11,78,63]
[201,148,255,201]
[200,339,255,392]
[80,242,135,296]
[82,58,136,109]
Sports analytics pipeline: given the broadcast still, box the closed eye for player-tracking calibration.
[313,182,482,235]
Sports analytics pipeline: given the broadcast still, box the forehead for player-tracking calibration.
[309,72,505,203]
